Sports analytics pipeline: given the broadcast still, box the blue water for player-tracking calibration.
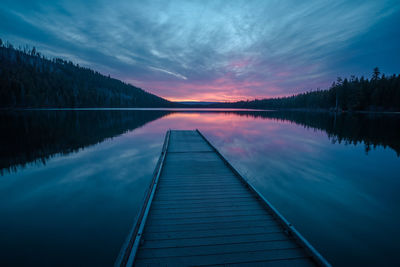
[0,110,399,266]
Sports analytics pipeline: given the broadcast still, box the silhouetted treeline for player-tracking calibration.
[0,110,171,174]
[211,69,400,111]
[239,110,400,155]
[0,40,173,108]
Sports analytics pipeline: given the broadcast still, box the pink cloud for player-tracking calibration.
[122,59,332,102]
[136,75,285,102]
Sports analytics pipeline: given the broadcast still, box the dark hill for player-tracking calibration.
[0,41,173,108]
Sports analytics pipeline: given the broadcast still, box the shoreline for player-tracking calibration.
[0,107,399,115]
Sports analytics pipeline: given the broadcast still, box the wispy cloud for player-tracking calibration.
[148,66,187,80]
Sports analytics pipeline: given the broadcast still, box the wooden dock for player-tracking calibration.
[116,130,330,267]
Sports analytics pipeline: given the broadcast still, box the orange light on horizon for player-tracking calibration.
[165,91,248,102]
[132,75,286,102]
[165,94,274,103]
[164,93,273,103]
[166,97,229,103]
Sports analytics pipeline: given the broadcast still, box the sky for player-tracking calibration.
[1,0,400,102]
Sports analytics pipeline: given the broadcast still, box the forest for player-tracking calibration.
[0,40,173,108]
[217,68,400,111]
[1,40,399,111]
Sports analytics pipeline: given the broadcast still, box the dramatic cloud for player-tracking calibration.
[1,0,399,101]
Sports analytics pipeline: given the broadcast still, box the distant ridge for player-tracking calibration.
[0,40,174,108]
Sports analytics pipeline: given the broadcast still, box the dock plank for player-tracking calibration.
[136,240,300,259]
[145,219,277,233]
[135,247,308,266]
[146,214,279,225]
[140,232,292,249]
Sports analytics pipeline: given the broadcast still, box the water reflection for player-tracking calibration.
[1,110,399,175]
[252,111,400,156]
[0,110,171,174]
[1,110,399,266]
[0,112,169,266]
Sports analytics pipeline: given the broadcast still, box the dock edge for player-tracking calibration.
[114,130,171,267]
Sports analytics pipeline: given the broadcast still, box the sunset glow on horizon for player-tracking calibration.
[2,0,399,101]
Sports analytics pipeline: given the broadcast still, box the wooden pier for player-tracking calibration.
[116,130,330,266]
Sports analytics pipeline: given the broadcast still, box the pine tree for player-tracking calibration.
[373,67,380,80]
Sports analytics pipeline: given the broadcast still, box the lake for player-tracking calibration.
[1,109,399,266]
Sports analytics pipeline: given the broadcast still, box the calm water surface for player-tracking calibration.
[0,109,399,266]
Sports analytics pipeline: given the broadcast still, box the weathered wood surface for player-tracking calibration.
[120,130,330,266]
